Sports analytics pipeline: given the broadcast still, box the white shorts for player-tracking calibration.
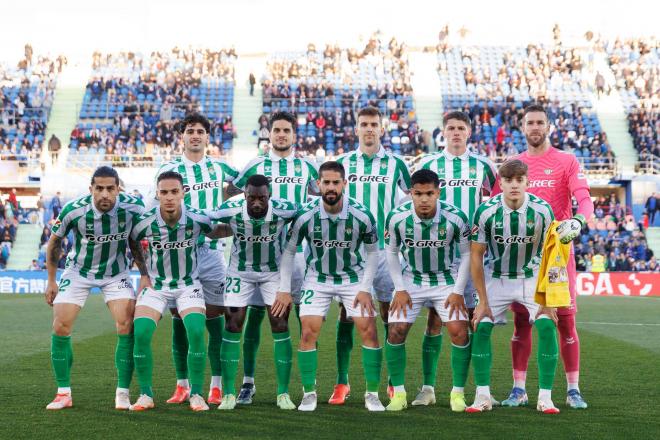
[390,281,468,324]
[53,269,135,307]
[224,269,279,308]
[138,282,206,315]
[291,251,306,305]
[299,279,376,319]
[373,249,395,302]
[483,275,540,324]
[197,244,227,306]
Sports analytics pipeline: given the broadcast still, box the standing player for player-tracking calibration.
[128,171,230,412]
[156,113,239,405]
[333,105,411,403]
[278,161,384,412]
[384,169,472,411]
[230,111,319,404]
[44,166,147,410]
[208,174,299,411]
[412,110,497,409]
[467,160,560,414]
[499,104,593,409]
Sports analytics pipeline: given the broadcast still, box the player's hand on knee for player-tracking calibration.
[472,302,493,330]
[445,293,467,321]
[45,281,58,306]
[536,306,558,324]
[271,292,292,318]
[353,291,375,317]
[389,290,411,319]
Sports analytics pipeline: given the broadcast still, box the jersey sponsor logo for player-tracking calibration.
[152,238,196,250]
[528,179,556,188]
[312,239,352,248]
[493,235,536,244]
[404,238,448,248]
[438,178,479,188]
[85,231,129,243]
[235,232,278,242]
[272,176,305,184]
[347,174,390,183]
[183,181,222,193]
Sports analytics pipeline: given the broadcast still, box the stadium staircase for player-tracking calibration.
[6,224,42,270]
[409,52,444,152]
[231,54,267,169]
[590,53,637,176]
[42,60,90,172]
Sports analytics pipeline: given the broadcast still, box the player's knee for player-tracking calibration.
[269,317,289,334]
[448,325,468,346]
[115,318,133,335]
[387,323,407,344]
[52,319,73,336]
[426,312,442,335]
[379,301,390,323]
[300,326,319,346]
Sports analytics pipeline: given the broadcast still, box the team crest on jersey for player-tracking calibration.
[119,222,125,228]
[345,227,352,234]
[380,161,387,169]
[469,167,476,176]
[186,228,193,237]
[526,220,535,229]
[544,169,553,175]
[294,164,302,173]
[438,227,446,236]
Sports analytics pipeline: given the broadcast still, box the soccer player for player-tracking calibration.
[278,161,384,412]
[384,169,472,411]
[467,160,560,414]
[156,113,239,405]
[44,166,147,410]
[231,111,318,404]
[499,104,594,409]
[207,174,298,410]
[412,110,497,409]
[128,171,230,412]
[333,105,410,403]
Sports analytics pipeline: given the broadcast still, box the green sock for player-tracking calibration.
[385,341,406,387]
[243,306,265,378]
[336,321,354,385]
[134,317,157,397]
[535,318,559,390]
[362,346,383,393]
[115,333,134,389]
[171,317,188,380]
[422,333,442,387]
[183,313,207,396]
[451,338,471,388]
[298,349,317,393]
[471,322,494,386]
[221,330,242,396]
[51,334,72,388]
[206,316,223,377]
[273,330,293,394]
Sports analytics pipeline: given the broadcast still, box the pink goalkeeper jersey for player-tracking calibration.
[514,147,590,221]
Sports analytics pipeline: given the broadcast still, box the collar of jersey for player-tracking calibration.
[442,149,469,161]
[412,201,441,224]
[320,198,348,220]
[268,150,295,162]
[91,199,118,219]
[242,199,274,222]
[501,193,530,214]
[358,145,386,160]
[181,154,207,167]
[156,201,187,228]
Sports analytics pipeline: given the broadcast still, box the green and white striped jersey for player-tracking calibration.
[131,203,213,290]
[233,151,319,204]
[386,200,471,286]
[417,149,497,224]
[51,193,145,280]
[156,155,238,249]
[285,197,378,285]
[209,198,298,273]
[336,147,411,249]
[472,193,554,279]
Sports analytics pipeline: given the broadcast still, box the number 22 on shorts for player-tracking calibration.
[301,289,314,304]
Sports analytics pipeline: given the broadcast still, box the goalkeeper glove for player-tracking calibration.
[556,214,585,244]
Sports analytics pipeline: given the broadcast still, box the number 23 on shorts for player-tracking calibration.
[225,277,241,294]
[300,289,314,305]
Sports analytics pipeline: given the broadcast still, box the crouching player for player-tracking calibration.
[384,169,472,411]
[467,160,560,414]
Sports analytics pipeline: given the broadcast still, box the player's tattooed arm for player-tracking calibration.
[224,183,243,200]
[206,224,233,239]
[128,238,148,276]
[45,235,63,306]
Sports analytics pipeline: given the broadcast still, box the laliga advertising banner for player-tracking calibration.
[0,271,658,296]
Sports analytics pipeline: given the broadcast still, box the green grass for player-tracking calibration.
[1,295,659,439]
